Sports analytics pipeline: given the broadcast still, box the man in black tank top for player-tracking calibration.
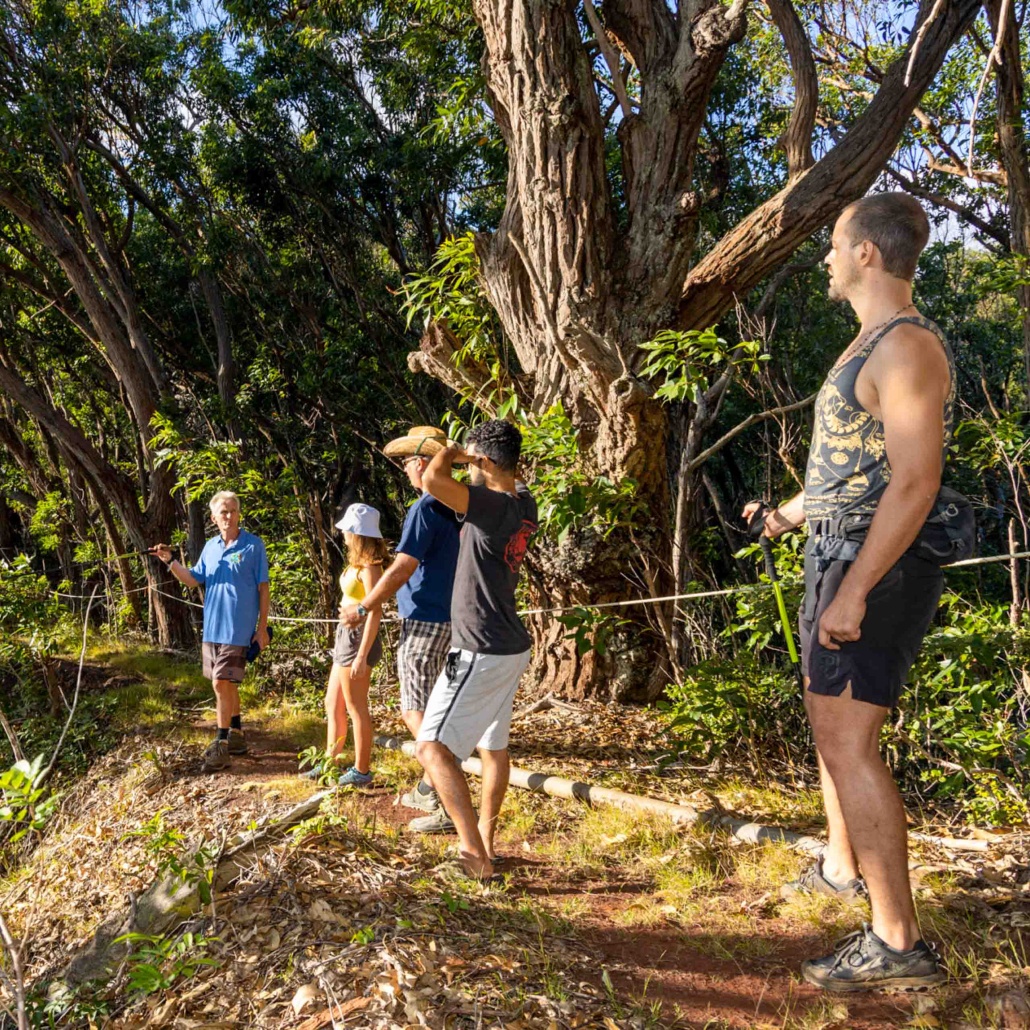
[742,194,949,992]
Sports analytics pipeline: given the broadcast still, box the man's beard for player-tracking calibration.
[827,264,857,302]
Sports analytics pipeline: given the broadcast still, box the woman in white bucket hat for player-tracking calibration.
[318,502,388,787]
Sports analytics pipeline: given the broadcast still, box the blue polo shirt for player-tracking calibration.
[396,493,459,623]
[189,529,270,646]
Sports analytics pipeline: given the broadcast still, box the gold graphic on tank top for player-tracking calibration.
[804,316,955,521]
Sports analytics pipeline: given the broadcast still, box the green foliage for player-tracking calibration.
[113,931,219,998]
[519,404,642,544]
[27,493,71,555]
[122,811,218,905]
[639,328,767,404]
[402,232,501,368]
[556,606,632,658]
[0,755,58,844]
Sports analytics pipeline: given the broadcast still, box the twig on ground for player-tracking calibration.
[0,704,25,763]
[37,586,98,790]
[0,910,29,1030]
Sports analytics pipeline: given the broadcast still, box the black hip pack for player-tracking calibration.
[824,485,976,567]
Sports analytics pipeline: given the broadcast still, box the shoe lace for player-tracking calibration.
[828,927,869,972]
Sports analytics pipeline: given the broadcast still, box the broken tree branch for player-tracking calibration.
[687,393,818,471]
[0,910,28,1030]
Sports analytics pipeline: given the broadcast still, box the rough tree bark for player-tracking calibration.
[984,0,1030,392]
[410,0,981,701]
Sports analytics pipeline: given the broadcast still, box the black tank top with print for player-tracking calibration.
[803,315,956,520]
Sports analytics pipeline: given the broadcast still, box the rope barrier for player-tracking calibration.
[19,550,1030,626]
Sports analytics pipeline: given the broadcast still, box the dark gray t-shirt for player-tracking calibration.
[451,482,537,655]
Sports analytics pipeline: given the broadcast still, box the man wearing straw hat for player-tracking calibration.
[340,426,460,829]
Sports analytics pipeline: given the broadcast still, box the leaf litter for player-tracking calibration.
[4,684,1030,1028]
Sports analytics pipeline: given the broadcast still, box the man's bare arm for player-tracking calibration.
[339,554,419,626]
[741,491,805,538]
[151,544,201,589]
[816,328,948,651]
[361,554,419,610]
[423,444,471,515]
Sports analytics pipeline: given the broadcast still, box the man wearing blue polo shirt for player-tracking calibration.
[153,491,270,772]
[341,426,459,829]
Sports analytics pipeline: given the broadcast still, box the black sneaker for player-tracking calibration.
[782,857,868,903]
[227,728,248,755]
[801,924,945,993]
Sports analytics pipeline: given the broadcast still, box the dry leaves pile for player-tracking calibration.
[101,825,620,1029]
[2,740,632,1029]
[4,740,304,982]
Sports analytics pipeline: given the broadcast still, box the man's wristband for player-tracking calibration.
[356,604,368,618]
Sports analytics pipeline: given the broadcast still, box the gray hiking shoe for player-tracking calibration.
[801,924,945,993]
[227,728,248,755]
[401,781,441,813]
[202,739,231,772]
[782,857,868,903]
[408,808,456,834]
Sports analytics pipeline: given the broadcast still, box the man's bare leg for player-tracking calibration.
[806,688,918,951]
[402,710,433,790]
[213,679,238,730]
[477,747,509,860]
[816,749,861,884]
[416,740,492,879]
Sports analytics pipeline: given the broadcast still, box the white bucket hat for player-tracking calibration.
[335,503,383,538]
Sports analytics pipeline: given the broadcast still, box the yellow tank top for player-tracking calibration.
[340,566,365,604]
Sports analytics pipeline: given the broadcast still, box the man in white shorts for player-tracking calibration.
[415,419,537,880]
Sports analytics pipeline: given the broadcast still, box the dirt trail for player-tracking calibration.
[182,723,920,1028]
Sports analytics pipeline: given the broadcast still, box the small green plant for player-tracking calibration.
[297,746,342,786]
[519,403,642,543]
[114,931,218,997]
[555,606,632,657]
[0,754,59,843]
[122,811,217,904]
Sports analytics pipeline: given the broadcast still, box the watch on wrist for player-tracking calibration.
[356,604,368,618]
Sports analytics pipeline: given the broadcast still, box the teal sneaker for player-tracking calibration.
[337,766,374,788]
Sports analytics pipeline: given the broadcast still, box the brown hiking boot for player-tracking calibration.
[202,739,231,772]
[227,728,248,755]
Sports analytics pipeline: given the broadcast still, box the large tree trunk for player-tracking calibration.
[411,0,979,700]
[985,0,1030,393]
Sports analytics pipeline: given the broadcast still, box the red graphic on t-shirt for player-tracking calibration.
[504,519,536,572]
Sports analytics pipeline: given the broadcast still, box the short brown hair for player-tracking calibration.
[843,193,930,280]
[346,533,389,568]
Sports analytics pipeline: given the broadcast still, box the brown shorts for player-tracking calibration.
[332,623,382,669]
[202,642,248,683]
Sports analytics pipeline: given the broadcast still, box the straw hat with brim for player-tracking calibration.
[383,426,448,459]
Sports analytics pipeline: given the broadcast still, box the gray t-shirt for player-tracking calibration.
[451,482,537,655]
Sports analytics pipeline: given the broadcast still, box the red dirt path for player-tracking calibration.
[202,723,920,1029]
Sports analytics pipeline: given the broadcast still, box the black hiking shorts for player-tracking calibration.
[799,538,944,708]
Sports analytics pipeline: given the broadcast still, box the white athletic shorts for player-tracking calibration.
[417,648,531,761]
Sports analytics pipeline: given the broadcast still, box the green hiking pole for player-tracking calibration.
[747,502,804,690]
